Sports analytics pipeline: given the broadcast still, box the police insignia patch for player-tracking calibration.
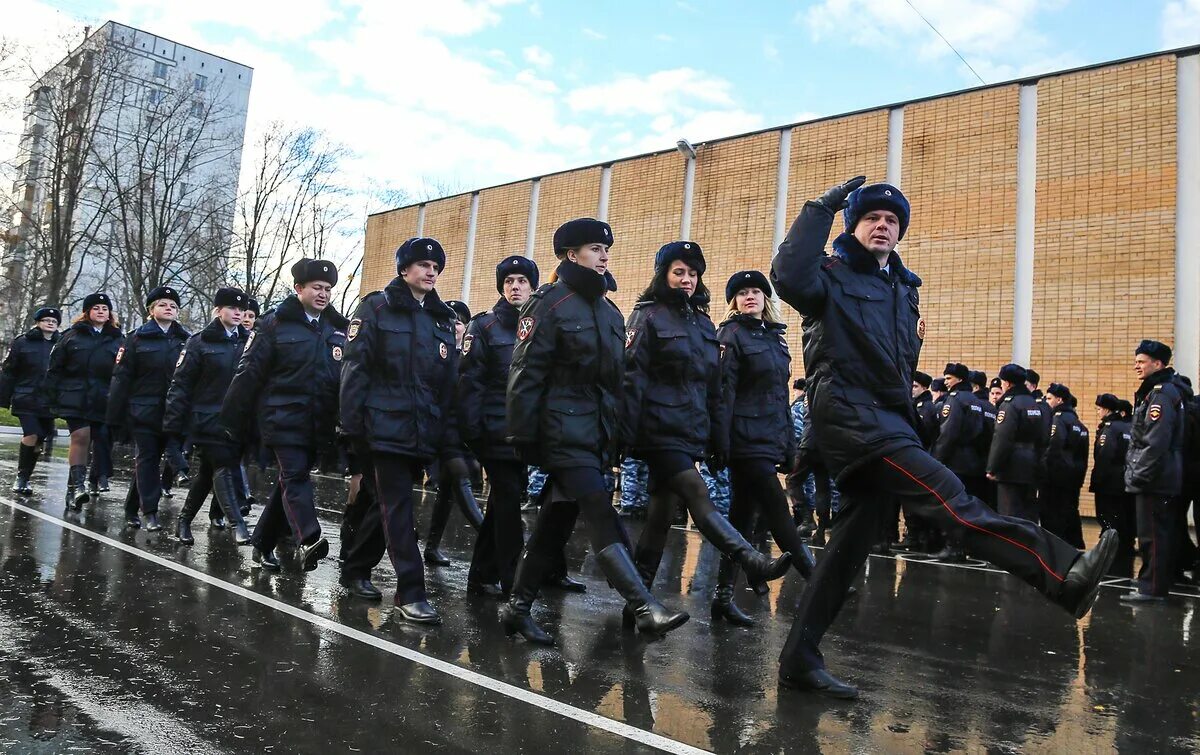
[941,404,950,418]
[462,334,474,355]
[1149,404,1162,421]
[332,346,343,362]
[916,317,926,340]
[719,343,727,359]
[176,350,186,368]
[244,331,256,349]
[517,317,535,341]
[1051,424,1057,437]
[348,319,361,341]
[1099,434,1107,446]
[115,346,125,364]
[626,328,637,348]
[997,410,1006,424]
[439,342,448,359]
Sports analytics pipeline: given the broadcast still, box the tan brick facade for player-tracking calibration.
[605,151,685,316]
[362,205,419,294]
[467,182,531,312]
[531,168,602,280]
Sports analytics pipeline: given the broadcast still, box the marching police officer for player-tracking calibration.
[339,238,458,622]
[771,177,1116,698]
[986,364,1046,522]
[501,218,688,645]
[1041,383,1088,548]
[107,286,190,530]
[1122,340,1190,604]
[930,362,986,561]
[46,292,124,510]
[163,287,253,544]
[1091,393,1135,577]
[220,259,347,572]
[0,307,61,494]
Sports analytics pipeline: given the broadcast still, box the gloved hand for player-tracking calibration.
[164,436,189,475]
[706,451,727,474]
[815,175,867,212]
[510,439,541,467]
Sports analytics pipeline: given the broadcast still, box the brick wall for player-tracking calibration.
[467,182,531,313]
[605,151,685,316]
[531,167,602,278]
[362,205,419,294]
[420,194,473,304]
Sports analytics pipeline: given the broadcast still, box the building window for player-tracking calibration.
[148,88,162,105]
[194,74,207,92]
[153,61,167,78]
[190,101,204,117]
[186,127,195,139]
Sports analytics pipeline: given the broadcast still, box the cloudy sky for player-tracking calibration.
[5,0,1199,204]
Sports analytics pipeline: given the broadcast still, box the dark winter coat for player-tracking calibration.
[105,320,190,432]
[1043,405,1089,491]
[506,260,625,471]
[163,318,250,446]
[622,289,721,460]
[714,314,792,463]
[932,384,986,478]
[339,279,459,461]
[770,200,925,483]
[912,389,939,449]
[986,385,1046,485]
[1089,415,1131,495]
[1125,367,1190,496]
[457,298,520,461]
[0,329,59,417]
[220,295,348,451]
[45,321,124,422]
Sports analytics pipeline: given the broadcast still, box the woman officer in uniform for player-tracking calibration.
[622,244,792,601]
[712,271,816,625]
[107,286,190,530]
[46,292,123,510]
[163,287,254,544]
[501,218,689,645]
[1,307,61,494]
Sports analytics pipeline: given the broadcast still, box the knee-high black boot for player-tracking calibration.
[450,475,484,530]
[14,444,37,495]
[175,485,207,545]
[711,556,755,626]
[66,464,87,510]
[424,485,454,566]
[694,511,792,584]
[598,544,689,637]
[500,550,555,645]
[213,468,251,544]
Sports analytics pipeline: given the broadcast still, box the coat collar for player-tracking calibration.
[1001,383,1032,402]
[134,319,190,339]
[382,278,455,321]
[492,297,519,328]
[275,294,350,330]
[831,232,922,288]
[554,260,610,300]
[23,328,59,343]
[70,320,123,338]
[720,313,786,332]
[914,389,932,403]
[200,318,248,343]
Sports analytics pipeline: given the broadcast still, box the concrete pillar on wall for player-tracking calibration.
[680,154,696,239]
[416,204,426,236]
[525,179,540,259]
[598,165,612,221]
[886,107,904,187]
[1013,83,1038,367]
[1177,53,1200,381]
[462,192,480,303]
[772,128,792,254]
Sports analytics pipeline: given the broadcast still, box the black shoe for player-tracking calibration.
[932,545,967,563]
[144,513,161,532]
[501,603,554,644]
[211,467,251,545]
[252,547,281,570]
[340,575,383,600]
[779,668,859,699]
[424,545,451,566]
[12,476,29,495]
[232,520,251,545]
[209,516,226,530]
[176,517,195,545]
[467,581,506,598]
[96,476,109,493]
[870,542,892,556]
[796,510,816,538]
[241,500,252,516]
[126,515,141,529]
[596,543,689,637]
[396,600,441,625]
[547,574,587,593]
[299,537,329,572]
[1119,591,1168,605]
[1056,529,1119,619]
[711,585,756,626]
[810,526,826,547]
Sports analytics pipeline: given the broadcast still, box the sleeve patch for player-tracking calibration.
[997,410,1006,424]
[462,334,475,355]
[941,404,950,418]
[115,346,125,364]
[1149,404,1162,421]
[347,319,362,341]
[176,349,186,368]
[626,328,637,349]
[517,317,535,341]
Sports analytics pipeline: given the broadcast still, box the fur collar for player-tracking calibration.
[555,260,609,300]
[831,232,922,287]
[69,321,123,338]
[382,277,456,321]
[275,294,350,330]
[200,318,249,343]
[133,319,191,339]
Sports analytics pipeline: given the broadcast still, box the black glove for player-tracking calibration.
[706,451,727,474]
[815,175,867,212]
[511,440,541,467]
[164,436,189,475]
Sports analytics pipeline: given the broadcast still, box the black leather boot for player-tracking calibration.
[213,468,252,544]
[1056,529,1119,619]
[424,487,453,566]
[66,464,87,511]
[711,557,755,626]
[175,487,206,544]
[240,463,254,515]
[695,511,791,585]
[500,550,555,645]
[622,546,663,627]
[450,476,484,530]
[598,544,689,637]
[14,443,36,494]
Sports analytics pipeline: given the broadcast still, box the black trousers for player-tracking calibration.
[996,482,1038,522]
[469,460,526,591]
[779,445,1081,674]
[1039,484,1085,549]
[1135,493,1178,597]
[728,457,806,561]
[524,466,625,563]
[251,445,321,552]
[125,431,166,516]
[1094,492,1136,577]
[343,452,427,605]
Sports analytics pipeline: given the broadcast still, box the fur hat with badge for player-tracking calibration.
[82,292,113,311]
[553,218,612,258]
[725,270,771,303]
[291,258,338,287]
[33,306,61,323]
[1135,339,1172,365]
[998,363,1027,384]
[213,287,248,309]
[654,241,706,275]
[845,183,911,240]
[496,255,539,292]
[395,237,446,274]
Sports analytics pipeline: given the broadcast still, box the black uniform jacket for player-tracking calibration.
[339,279,459,461]
[506,260,625,471]
[1089,415,1131,495]
[163,319,249,446]
[912,389,939,450]
[1125,367,1190,496]
[0,329,58,417]
[457,298,520,462]
[106,320,191,432]
[714,313,792,464]
[1044,406,1089,490]
[45,321,124,422]
[770,200,925,483]
[986,385,1046,485]
[932,385,985,478]
[622,289,721,461]
[220,295,348,451]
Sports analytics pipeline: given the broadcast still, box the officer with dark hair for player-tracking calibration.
[930,361,986,560]
[221,259,347,572]
[771,177,1116,698]
[1091,393,1135,577]
[339,238,459,622]
[107,286,190,531]
[969,370,988,402]
[164,287,253,544]
[988,377,1004,407]
[459,255,540,596]
[1,306,61,494]
[987,363,1045,522]
[1040,383,1088,548]
[1122,339,1191,604]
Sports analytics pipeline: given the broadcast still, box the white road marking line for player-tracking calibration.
[0,497,709,755]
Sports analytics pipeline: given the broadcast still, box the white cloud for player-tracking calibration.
[655,33,674,43]
[1163,0,1200,47]
[582,28,607,40]
[522,44,553,68]
[763,39,779,61]
[107,0,344,42]
[567,68,736,116]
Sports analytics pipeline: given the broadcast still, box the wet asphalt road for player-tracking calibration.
[0,439,1196,754]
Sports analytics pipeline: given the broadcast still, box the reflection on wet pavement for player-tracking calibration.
[0,440,1195,753]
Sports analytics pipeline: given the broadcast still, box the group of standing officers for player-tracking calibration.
[0,175,1190,699]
